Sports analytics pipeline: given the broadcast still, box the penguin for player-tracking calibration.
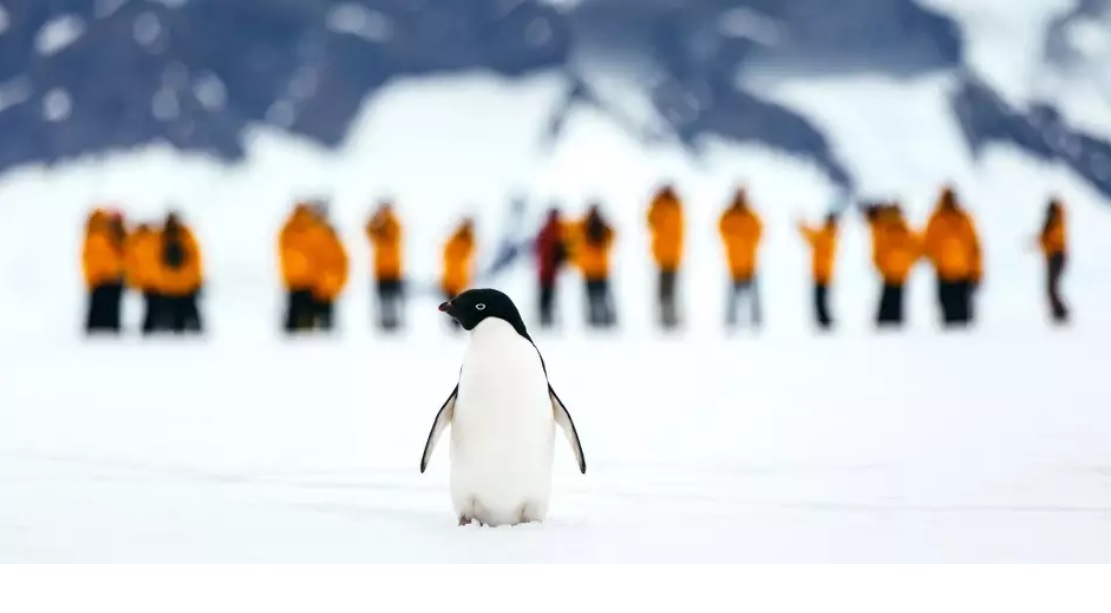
[420,287,586,527]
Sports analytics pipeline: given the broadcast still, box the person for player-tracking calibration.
[442,218,476,330]
[719,189,764,329]
[534,207,569,328]
[309,217,349,331]
[1035,198,1069,324]
[575,204,617,329]
[868,204,921,327]
[125,222,166,334]
[366,201,405,331]
[81,208,126,334]
[646,185,684,329]
[797,213,838,330]
[923,186,982,327]
[156,211,204,334]
[279,203,320,333]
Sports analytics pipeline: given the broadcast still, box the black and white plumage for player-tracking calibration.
[420,288,586,527]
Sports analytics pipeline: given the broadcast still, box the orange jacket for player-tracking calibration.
[82,225,125,288]
[569,218,615,280]
[124,227,163,292]
[647,193,684,270]
[442,226,475,296]
[1039,209,1066,257]
[875,218,922,284]
[279,207,319,290]
[311,225,349,301]
[156,225,203,296]
[923,205,982,282]
[366,209,403,281]
[798,222,837,284]
[719,206,763,280]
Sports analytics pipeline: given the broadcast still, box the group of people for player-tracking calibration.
[80,208,204,335]
[80,184,1072,338]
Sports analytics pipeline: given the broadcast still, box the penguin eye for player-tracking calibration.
[475,303,486,311]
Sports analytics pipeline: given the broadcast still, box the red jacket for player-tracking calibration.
[535,220,566,285]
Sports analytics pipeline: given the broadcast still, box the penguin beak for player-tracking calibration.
[438,301,452,314]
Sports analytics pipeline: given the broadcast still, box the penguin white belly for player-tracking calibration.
[449,320,555,526]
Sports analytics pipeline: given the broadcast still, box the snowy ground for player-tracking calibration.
[2,325,1109,563]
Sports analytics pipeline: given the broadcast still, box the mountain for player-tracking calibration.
[0,0,1108,200]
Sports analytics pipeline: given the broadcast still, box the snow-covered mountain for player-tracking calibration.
[0,0,1109,199]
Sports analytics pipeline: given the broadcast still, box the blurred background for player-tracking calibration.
[0,0,1108,340]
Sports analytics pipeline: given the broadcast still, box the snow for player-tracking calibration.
[42,88,72,122]
[326,4,392,43]
[95,0,129,19]
[193,72,227,111]
[0,4,9,37]
[133,12,162,48]
[36,15,86,57]
[0,75,32,114]
[151,88,179,120]
[718,7,782,46]
[1,69,1111,561]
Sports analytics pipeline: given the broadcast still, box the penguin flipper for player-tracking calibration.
[549,385,586,474]
[420,384,458,473]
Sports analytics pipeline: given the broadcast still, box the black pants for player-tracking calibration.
[814,282,832,329]
[141,291,167,334]
[85,282,123,334]
[284,289,316,332]
[164,292,202,334]
[376,278,404,331]
[937,278,973,326]
[657,269,679,329]
[539,281,557,328]
[727,277,761,328]
[1047,252,1068,323]
[314,298,334,331]
[877,283,905,326]
[585,278,615,328]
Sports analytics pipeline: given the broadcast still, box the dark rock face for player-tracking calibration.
[0,0,1108,199]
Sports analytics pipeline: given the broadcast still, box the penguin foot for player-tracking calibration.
[458,515,473,527]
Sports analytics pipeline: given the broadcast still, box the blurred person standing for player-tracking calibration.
[923,186,982,327]
[279,203,319,333]
[124,221,166,334]
[442,218,476,329]
[719,188,764,330]
[309,213,349,332]
[1034,198,1069,324]
[156,211,204,334]
[365,201,405,332]
[574,204,617,329]
[866,203,922,327]
[81,208,127,334]
[646,185,685,330]
[797,212,838,330]
[533,207,568,328]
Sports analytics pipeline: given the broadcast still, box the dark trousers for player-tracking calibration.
[657,269,679,329]
[376,278,404,331]
[937,277,973,326]
[539,280,557,328]
[141,291,167,334]
[85,282,123,334]
[284,289,316,332]
[877,282,905,326]
[814,282,832,329]
[314,298,334,331]
[164,292,202,334]
[585,277,615,328]
[727,276,761,328]
[1047,252,1068,323]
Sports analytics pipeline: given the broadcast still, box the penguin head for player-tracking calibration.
[439,288,529,337]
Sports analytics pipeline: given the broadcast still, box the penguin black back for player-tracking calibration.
[439,288,531,341]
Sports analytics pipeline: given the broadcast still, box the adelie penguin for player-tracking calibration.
[420,288,587,527]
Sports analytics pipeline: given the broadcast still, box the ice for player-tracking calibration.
[36,15,86,57]
[1,69,1111,561]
